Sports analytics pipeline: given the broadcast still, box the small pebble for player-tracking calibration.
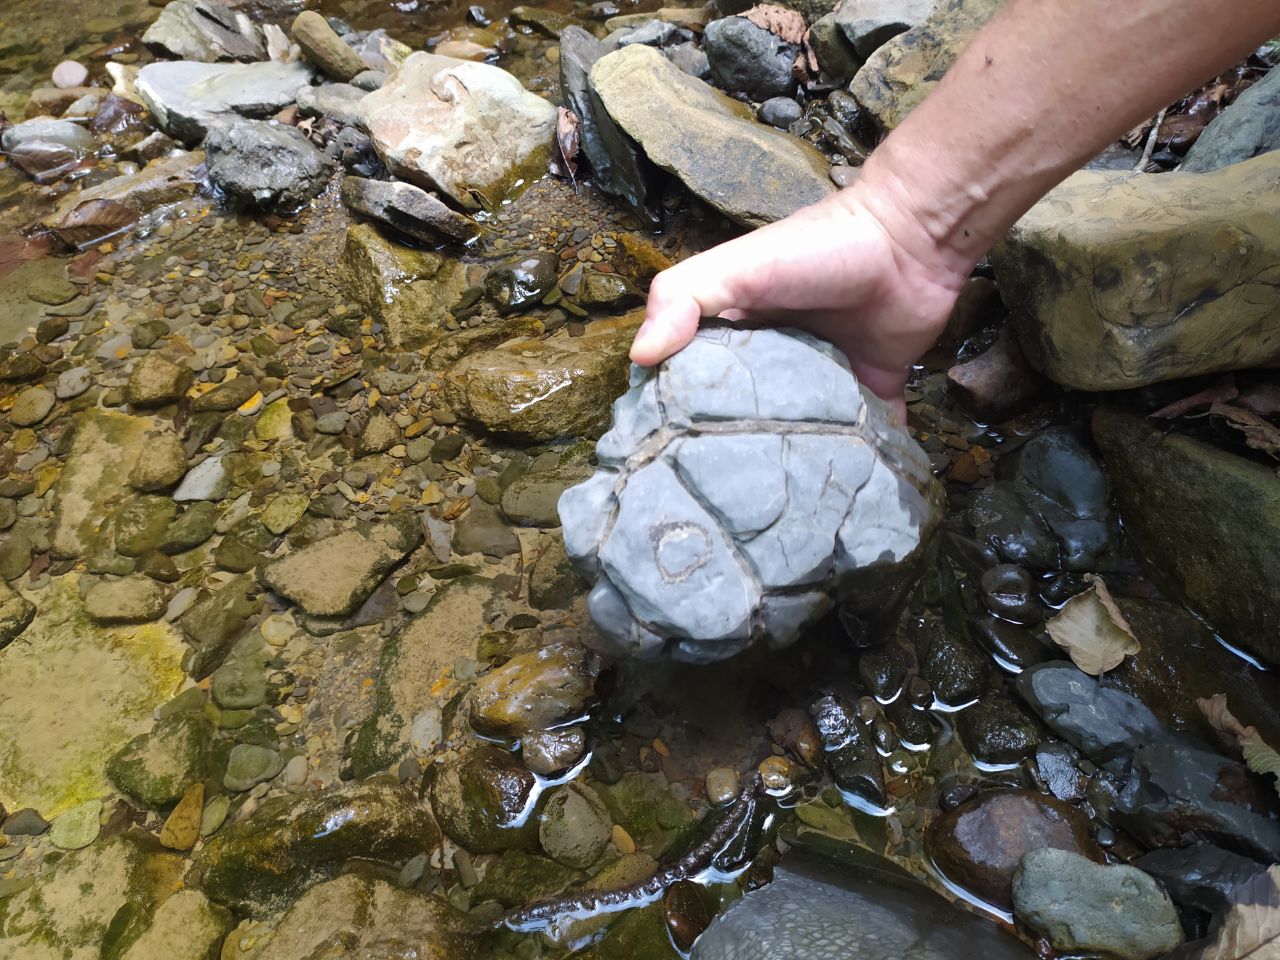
[52,59,88,88]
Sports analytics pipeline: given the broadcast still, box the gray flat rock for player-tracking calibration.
[137,59,315,142]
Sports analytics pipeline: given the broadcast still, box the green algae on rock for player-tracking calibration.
[442,312,643,443]
[120,889,233,960]
[430,744,540,853]
[233,873,487,960]
[351,576,515,777]
[0,575,186,815]
[193,780,440,917]
[468,641,600,739]
[107,711,214,808]
[0,834,184,960]
[0,580,35,649]
[338,222,469,350]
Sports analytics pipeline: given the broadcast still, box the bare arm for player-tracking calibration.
[631,0,1280,414]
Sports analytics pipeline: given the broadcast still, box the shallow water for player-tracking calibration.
[1,0,1278,956]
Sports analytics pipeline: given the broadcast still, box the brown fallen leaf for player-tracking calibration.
[1210,402,1280,458]
[555,106,581,183]
[1197,694,1280,799]
[742,3,807,44]
[1165,865,1280,960]
[1149,374,1237,419]
[1044,574,1139,676]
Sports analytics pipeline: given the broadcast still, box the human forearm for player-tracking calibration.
[854,0,1280,279]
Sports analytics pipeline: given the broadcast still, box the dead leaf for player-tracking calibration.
[555,107,580,183]
[1211,403,1280,458]
[1149,374,1237,419]
[1166,865,1280,960]
[1044,574,1139,675]
[742,4,807,44]
[1197,694,1280,799]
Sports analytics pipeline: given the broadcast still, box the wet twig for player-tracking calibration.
[1135,107,1167,172]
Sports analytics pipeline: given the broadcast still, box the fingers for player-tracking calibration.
[849,361,909,426]
[629,251,746,366]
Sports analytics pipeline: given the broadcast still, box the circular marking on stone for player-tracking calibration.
[652,521,712,583]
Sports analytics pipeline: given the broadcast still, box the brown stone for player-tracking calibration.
[995,151,1280,391]
[292,11,368,82]
[160,782,203,850]
[946,326,1049,422]
[926,788,1103,911]
[468,642,599,738]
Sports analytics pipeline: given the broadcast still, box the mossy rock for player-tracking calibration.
[429,745,539,853]
[107,712,215,809]
[193,779,439,917]
[597,773,695,858]
[179,575,263,680]
[113,495,178,557]
[471,851,583,908]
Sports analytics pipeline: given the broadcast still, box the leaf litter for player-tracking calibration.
[1044,574,1139,676]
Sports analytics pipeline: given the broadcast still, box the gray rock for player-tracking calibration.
[590,45,835,226]
[559,325,941,662]
[223,743,283,791]
[1114,740,1280,863]
[55,366,91,399]
[137,59,315,143]
[693,858,1035,960]
[295,82,366,125]
[665,41,711,80]
[1015,662,1164,762]
[1012,849,1182,960]
[142,0,264,62]
[539,782,612,868]
[1183,65,1280,172]
[292,10,369,81]
[834,0,936,59]
[1135,845,1269,915]
[704,16,798,101]
[8,386,55,427]
[759,96,803,129]
[205,118,334,212]
[341,175,481,244]
[560,26,657,218]
[807,12,860,85]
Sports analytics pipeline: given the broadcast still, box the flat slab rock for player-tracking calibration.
[559,324,942,663]
[590,44,834,226]
[136,59,315,143]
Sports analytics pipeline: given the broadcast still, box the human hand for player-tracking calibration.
[629,181,970,421]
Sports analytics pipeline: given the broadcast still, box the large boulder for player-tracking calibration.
[1091,407,1280,666]
[136,59,315,143]
[994,151,1280,391]
[590,44,834,226]
[1182,65,1280,172]
[558,324,942,663]
[360,52,557,210]
[442,311,643,442]
[338,222,468,350]
[848,0,1002,131]
[204,117,333,211]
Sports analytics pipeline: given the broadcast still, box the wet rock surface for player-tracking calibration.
[560,324,942,662]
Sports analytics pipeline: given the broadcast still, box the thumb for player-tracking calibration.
[629,254,747,367]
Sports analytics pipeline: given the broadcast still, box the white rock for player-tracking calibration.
[52,60,89,89]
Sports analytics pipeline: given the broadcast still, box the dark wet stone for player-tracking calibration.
[214,517,274,572]
[2,808,50,836]
[1016,662,1164,763]
[946,327,1049,423]
[469,641,599,738]
[470,850,582,907]
[560,26,658,219]
[883,697,936,750]
[191,376,260,412]
[114,495,178,557]
[1114,740,1280,862]
[429,745,539,853]
[483,253,559,313]
[160,501,219,553]
[1182,64,1280,172]
[194,780,439,917]
[522,726,587,776]
[811,694,885,808]
[758,96,803,129]
[1012,427,1115,572]
[180,574,263,679]
[1134,844,1269,914]
[967,614,1052,670]
[955,695,1044,766]
[857,640,911,701]
[979,564,1041,623]
[704,16,797,101]
[665,880,712,952]
[921,632,987,707]
[926,789,1104,911]
[1035,743,1085,802]
[341,175,481,244]
[967,484,1057,570]
[692,855,1036,960]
